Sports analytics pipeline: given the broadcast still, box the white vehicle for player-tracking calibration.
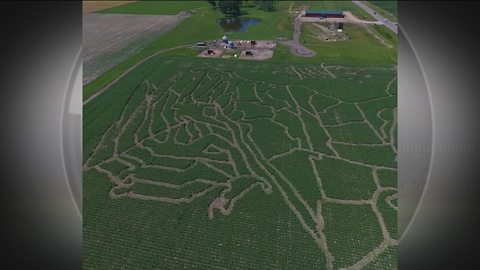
[384,18,388,22]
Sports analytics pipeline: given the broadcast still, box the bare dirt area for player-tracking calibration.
[309,23,349,42]
[195,40,276,61]
[83,12,190,85]
[204,39,276,51]
[238,49,273,60]
[236,40,277,50]
[198,49,223,58]
[82,1,135,15]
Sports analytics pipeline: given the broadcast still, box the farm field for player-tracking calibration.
[82,1,134,14]
[84,1,397,269]
[98,0,210,15]
[368,1,397,17]
[83,12,190,85]
[83,0,396,100]
[84,55,397,269]
[362,1,397,24]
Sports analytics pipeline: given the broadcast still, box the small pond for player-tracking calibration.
[217,17,262,33]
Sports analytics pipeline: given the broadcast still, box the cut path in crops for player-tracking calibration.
[83,44,188,105]
[84,57,397,269]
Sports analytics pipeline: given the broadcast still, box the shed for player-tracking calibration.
[304,10,344,18]
[222,35,229,43]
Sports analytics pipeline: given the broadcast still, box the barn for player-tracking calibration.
[304,10,344,18]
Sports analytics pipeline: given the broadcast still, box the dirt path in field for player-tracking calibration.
[288,2,293,12]
[84,64,398,269]
[365,25,393,48]
[343,11,380,25]
[280,13,316,57]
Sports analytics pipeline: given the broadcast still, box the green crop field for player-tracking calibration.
[84,56,397,269]
[84,1,397,269]
[84,0,396,100]
[365,1,398,23]
[368,1,397,17]
[98,1,211,15]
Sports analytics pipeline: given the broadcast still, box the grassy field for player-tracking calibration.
[84,1,397,268]
[83,1,134,14]
[372,24,398,46]
[83,55,397,269]
[97,0,210,15]
[291,22,396,65]
[368,0,397,17]
[364,1,397,23]
[83,1,396,100]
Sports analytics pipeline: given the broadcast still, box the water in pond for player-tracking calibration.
[218,17,261,33]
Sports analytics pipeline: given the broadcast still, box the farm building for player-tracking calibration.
[304,10,344,18]
[222,35,229,43]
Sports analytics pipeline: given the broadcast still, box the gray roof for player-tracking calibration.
[305,10,343,15]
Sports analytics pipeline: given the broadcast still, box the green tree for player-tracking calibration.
[255,0,277,11]
[218,0,242,17]
[206,0,217,9]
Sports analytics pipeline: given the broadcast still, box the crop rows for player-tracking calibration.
[84,56,397,269]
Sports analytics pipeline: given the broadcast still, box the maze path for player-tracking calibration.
[84,62,397,269]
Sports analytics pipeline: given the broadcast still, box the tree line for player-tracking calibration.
[207,0,277,17]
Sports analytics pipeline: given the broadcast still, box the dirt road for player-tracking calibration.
[280,14,316,57]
